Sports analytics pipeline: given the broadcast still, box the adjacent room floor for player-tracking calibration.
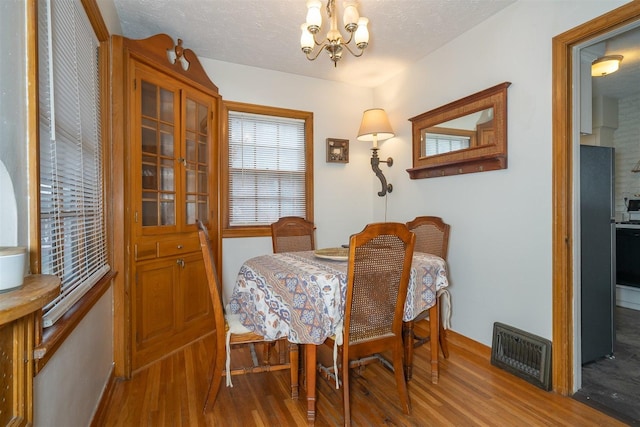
[574,306,640,425]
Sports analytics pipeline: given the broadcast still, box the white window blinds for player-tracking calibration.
[38,0,109,327]
[424,135,471,156]
[228,111,307,226]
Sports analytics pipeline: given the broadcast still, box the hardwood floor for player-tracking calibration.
[97,322,626,426]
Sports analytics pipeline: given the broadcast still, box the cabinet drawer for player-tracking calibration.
[135,241,158,261]
[158,238,200,258]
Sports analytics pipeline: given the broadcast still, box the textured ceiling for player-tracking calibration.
[112,0,516,88]
[587,24,640,99]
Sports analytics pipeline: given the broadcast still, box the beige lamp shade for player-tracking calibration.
[357,108,395,142]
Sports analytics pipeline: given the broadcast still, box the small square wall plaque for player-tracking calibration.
[326,138,349,163]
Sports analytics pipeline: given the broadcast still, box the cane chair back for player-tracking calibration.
[197,220,298,412]
[406,216,450,259]
[270,216,316,253]
[330,222,415,426]
[405,216,451,357]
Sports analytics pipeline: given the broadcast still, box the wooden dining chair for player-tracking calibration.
[270,216,316,253]
[196,220,299,412]
[270,216,315,365]
[405,215,451,358]
[324,222,415,426]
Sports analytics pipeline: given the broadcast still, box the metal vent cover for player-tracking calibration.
[491,322,552,391]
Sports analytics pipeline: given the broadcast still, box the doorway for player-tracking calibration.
[574,21,640,423]
[551,0,640,407]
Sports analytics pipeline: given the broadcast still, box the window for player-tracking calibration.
[38,0,109,326]
[222,101,313,236]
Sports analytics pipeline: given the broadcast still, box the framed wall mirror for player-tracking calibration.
[407,82,511,179]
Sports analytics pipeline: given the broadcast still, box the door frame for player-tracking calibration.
[552,1,640,395]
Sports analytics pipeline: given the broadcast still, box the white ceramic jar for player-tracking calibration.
[0,247,27,291]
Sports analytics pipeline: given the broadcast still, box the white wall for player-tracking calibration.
[373,0,628,345]
[96,0,122,34]
[200,59,376,299]
[614,93,640,213]
[0,0,28,248]
[33,288,113,427]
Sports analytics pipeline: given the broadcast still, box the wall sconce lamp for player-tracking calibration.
[357,108,395,197]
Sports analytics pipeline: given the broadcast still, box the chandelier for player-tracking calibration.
[300,0,370,66]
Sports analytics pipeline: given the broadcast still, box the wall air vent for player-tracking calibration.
[491,322,552,391]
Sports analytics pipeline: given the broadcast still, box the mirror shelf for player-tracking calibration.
[407,82,511,179]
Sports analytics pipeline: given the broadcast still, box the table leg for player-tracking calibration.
[305,344,317,423]
[403,320,414,381]
[430,303,439,384]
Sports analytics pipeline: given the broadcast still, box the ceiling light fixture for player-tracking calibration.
[300,0,369,67]
[357,108,395,197]
[591,55,623,77]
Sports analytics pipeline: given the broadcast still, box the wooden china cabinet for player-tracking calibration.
[113,34,221,371]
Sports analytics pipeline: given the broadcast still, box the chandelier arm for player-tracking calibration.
[305,42,329,61]
[341,42,365,58]
[341,31,354,45]
[312,32,325,47]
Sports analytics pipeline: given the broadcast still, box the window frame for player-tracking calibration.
[221,101,314,237]
[29,0,112,371]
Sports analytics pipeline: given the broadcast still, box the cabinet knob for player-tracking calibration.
[176,258,185,268]
[177,244,183,249]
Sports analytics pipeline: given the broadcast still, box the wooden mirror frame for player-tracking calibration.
[407,82,511,179]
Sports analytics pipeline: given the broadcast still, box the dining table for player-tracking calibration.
[227,249,449,422]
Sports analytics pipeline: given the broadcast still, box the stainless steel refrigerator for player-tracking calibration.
[580,144,615,364]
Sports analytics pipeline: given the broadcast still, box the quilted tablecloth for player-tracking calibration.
[227,250,448,344]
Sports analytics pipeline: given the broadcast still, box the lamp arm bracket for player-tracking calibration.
[371,150,393,197]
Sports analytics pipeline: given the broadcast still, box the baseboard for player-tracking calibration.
[445,328,492,359]
[418,319,492,359]
[90,364,117,427]
[616,284,640,311]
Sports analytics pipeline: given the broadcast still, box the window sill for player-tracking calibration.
[223,226,272,238]
[33,270,116,374]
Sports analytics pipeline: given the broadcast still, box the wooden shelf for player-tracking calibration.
[0,274,60,325]
[0,274,59,426]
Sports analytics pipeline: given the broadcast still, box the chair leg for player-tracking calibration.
[342,350,351,427]
[403,321,415,381]
[279,340,287,364]
[263,341,288,365]
[393,346,411,414]
[262,342,273,364]
[203,359,225,413]
[437,289,450,358]
[299,344,306,389]
[410,303,449,359]
[439,323,449,359]
[290,343,299,399]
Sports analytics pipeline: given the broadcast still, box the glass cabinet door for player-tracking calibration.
[183,94,210,225]
[140,78,178,228]
[134,64,214,234]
